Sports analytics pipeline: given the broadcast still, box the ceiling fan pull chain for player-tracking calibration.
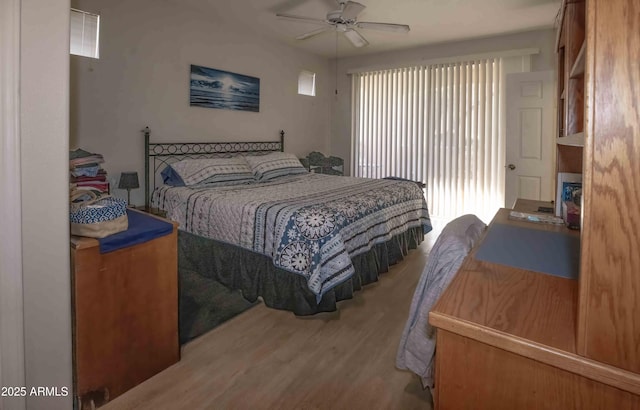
[335,31,339,95]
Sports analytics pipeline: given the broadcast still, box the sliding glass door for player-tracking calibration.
[351,58,507,222]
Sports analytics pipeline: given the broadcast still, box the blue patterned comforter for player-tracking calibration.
[153,173,432,301]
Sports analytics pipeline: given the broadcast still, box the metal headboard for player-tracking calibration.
[142,126,285,209]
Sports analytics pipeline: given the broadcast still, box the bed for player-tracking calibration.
[143,128,432,341]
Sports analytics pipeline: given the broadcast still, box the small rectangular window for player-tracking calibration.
[298,70,316,96]
[70,8,100,59]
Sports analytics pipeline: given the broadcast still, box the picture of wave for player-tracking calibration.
[190,65,260,112]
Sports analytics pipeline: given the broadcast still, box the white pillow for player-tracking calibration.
[169,157,254,186]
[243,152,308,181]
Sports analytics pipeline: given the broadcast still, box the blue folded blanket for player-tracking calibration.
[99,210,173,254]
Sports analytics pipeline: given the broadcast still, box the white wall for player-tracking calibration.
[330,29,557,174]
[71,0,332,206]
[20,0,73,409]
[1,0,26,408]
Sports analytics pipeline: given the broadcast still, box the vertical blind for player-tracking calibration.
[351,58,505,222]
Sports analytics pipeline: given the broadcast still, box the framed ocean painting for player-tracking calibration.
[190,64,260,112]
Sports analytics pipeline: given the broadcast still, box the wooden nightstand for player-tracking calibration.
[70,211,179,408]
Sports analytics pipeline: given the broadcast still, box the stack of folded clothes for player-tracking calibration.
[70,148,109,194]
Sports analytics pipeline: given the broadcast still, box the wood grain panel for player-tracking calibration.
[567,77,585,134]
[430,257,577,353]
[72,227,179,405]
[563,1,586,136]
[578,0,640,373]
[557,49,566,137]
[435,331,640,410]
[557,144,584,173]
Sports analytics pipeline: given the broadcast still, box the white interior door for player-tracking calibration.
[505,70,556,208]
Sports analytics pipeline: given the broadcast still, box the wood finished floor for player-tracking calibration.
[103,227,441,410]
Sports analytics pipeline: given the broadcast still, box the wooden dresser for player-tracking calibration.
[70,212,179,409]
[429,0,640,406]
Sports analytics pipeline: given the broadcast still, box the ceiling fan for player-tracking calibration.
[276,0,410,48]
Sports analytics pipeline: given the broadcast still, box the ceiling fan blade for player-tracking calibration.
[276,13,328,25]
[343,28,369,48]
[357,22,410,33]
[341,1,366,20]
[296,26,332,40]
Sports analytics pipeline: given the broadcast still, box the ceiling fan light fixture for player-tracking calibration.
[276,0,409,49]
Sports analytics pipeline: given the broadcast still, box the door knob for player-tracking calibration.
[507,164,516,170]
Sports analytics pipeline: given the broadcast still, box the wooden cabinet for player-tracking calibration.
[434,330,640,410]
[430,209,640,409]
[429,0,640,406]
[556,0,585,174]
[577,0,640,373]
[556,0,640,374]
[70,215,179,408]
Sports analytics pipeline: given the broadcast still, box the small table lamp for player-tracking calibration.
[118,171,139,206]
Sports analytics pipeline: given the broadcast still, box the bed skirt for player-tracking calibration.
[178,226,425,320]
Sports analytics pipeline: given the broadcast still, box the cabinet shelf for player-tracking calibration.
[570,41,586,78]
[557,132,584,147]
